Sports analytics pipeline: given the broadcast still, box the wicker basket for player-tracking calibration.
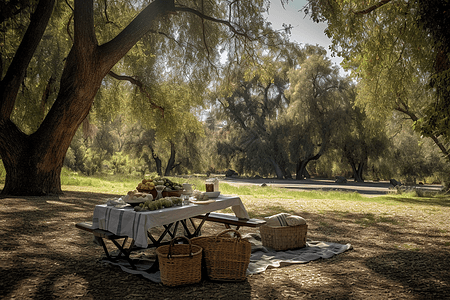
[189,236,211,278]
[191,229,251,282]
[156,236,203,286]
[260,224,308,251]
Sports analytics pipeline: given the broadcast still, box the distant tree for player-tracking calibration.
[335,90,390,182]
[211,43,301,178]
[285,49,351,179]
[305,0,450,183]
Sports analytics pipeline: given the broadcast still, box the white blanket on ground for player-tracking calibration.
[102,233,352,282]
[244,233,352,275]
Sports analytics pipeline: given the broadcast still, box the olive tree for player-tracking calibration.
[0,0,274,195]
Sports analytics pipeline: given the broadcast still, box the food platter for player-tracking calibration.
[136,189,183,198]
[136,177,184,197]
[124,193,152,207]
[125,199,146,207]
[204,191,221,198]
[190,199,216,205]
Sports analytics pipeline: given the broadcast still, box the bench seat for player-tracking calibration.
[76,221,136,268]
[192,212,266,230]
[76,222,128,240]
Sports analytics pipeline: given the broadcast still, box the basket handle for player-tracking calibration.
[215,229,241,241]
[167,236,193,258]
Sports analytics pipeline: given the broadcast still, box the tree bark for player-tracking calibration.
[151,148,162,176]
[350,162,365,183]
[295,152,321,180]
[269,158,285,179]
[164,141,182,176]
[0,0,57,195]
[296,159,310,180]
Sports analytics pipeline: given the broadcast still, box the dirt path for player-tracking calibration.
[1,187,449,299]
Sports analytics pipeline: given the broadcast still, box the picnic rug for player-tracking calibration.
[101,233,352,283]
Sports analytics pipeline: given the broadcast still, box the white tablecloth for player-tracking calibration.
[92,195,249,248]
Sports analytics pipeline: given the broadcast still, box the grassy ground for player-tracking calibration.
[1,174,449,299]
[59,174,450,252]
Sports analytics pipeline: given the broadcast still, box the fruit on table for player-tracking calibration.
[137,177,183,191]
[133,196,183,212]
[137,179,156,191]
[168,197,183,206]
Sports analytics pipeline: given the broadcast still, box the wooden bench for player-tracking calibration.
[192,212,266,230]
[76,222,137,268]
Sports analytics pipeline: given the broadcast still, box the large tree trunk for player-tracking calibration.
[295,152,322,180]
[350,162,365,183]
[0,0,58,195]
[269,158,285,179]
[295,159,310,180]
[151,149,163,176]
[1,121,63,195]
[164,141,181,176]
[0,0,175,195]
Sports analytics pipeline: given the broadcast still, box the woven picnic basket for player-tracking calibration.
[260,224,308,251]
[156,236,203,286]
[191,229,251,282]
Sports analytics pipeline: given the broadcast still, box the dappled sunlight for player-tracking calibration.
[46,200,76,206]
[241,195,450,255]
[52,274,90,298]
[11,276,44,299]
[365,250,450,295]
[1,188,449,299]
[384,195,450,207]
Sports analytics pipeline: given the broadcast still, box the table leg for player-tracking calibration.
[191,212,210,237]
[98,237,137,269]
[166,221,180,239]
[146,222,177,248]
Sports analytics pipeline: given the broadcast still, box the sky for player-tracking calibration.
[265,0,344,68]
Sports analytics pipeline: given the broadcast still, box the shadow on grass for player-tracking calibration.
[253,204,449,248]
[2,190,449,299]
[250,203,450,298]
[365,250,450,296]
[0,191,255,300]
[382,195,450,207]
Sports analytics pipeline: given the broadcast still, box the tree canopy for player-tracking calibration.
[304,0,450,165]
[0,0,283,195]
[1,0,448,194]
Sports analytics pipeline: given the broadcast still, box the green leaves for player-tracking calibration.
[306,0,450,166]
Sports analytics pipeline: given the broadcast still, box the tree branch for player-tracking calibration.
[66,13,74,43]
[175,6,254,40]
[107,71,164,117]
[100,0,175,69]
[0,0,55,120]
[395,102,450,162]
[104,0,111,24]
[148,29,188,50]
[64,0,74,42]
[74,0,97,51]
[353,0,393,15]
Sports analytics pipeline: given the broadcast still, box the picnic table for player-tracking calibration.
[77,195,265,270]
